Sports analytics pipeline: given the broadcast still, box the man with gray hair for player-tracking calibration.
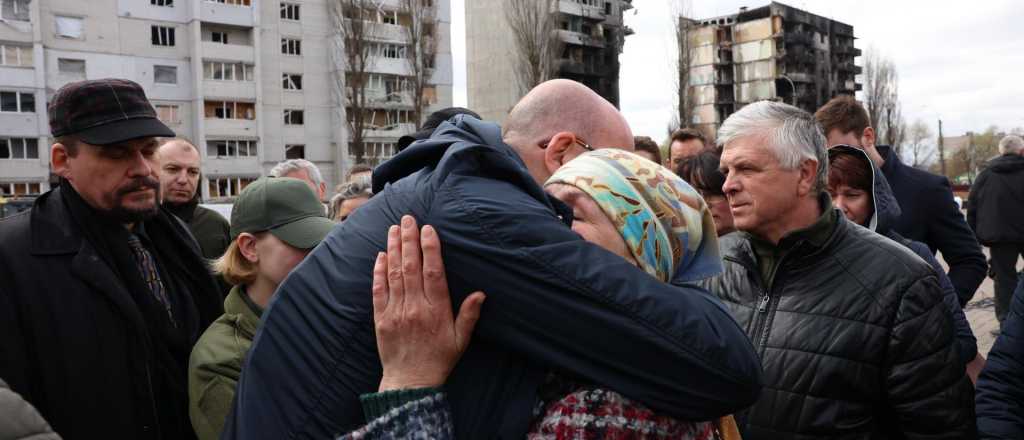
[269,159,327,201]
[968,135,1024,330]
[699,100,976,439]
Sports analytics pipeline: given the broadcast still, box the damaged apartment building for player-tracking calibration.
[466,0,633,123]
[684,2,861,137]
[0,0,452,201]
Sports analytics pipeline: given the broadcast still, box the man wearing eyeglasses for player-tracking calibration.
[223,79,762,439]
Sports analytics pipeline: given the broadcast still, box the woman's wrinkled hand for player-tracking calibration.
[372,215,486,392]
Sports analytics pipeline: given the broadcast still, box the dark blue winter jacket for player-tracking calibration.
[223,116,763,439]
[976,276,1024,439]
[877,145,987,306]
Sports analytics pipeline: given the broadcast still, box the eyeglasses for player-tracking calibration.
[539,135,594,152]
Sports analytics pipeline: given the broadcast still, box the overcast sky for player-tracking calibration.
[451,0,1024,141]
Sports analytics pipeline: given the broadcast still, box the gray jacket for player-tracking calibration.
[0,378,60,440]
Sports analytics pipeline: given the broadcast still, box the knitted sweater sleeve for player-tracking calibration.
[339,391,452,440]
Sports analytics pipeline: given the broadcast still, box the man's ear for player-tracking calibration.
[797,159,819,197]
[543,131,576,176]
[51,143,71,179]
[862,126,876,148]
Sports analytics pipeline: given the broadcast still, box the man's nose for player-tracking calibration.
[127,150,154,177]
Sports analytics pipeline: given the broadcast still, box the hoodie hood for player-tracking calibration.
[372,114,525,193]
[986,153,1024,174]
[828,145,902,234]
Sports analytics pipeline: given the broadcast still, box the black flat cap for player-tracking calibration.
[49,78,175,145]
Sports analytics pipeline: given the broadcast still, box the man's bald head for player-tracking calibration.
[157,138,202,205]
[503,79,634,184]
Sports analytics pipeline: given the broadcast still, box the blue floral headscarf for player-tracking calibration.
[546,149,723,283]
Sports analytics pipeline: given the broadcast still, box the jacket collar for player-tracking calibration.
[224,285,261,339]
[30,187,84,255]
[164,194,200,223]
[726,193,840,270]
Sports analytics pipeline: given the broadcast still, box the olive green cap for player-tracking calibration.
[230,177,335,249]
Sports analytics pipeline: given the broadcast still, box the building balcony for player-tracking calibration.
[0,113,40,136]
[558,1,607,21]
[364,122,416,138]
[204,118,258,137]
[203,80,257,100]
[0,67,35,88]
[199,1,255,28]
[355,88,415,108]
[345,19,409,44]
[367,57,413,76]
[557,30,605,49]
[202,42,255,63]
[558,59,606,77]
[833,45,861,57]
[202,157,261,177]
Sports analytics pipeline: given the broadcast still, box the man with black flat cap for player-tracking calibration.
[0,78,224,439]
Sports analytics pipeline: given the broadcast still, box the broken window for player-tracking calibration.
[0,138,39,159]
[154,65,177,84]
[152,26,175,46]
[55,16,83,39]
[282,74,302,91]
[205,101,254,119]
[280,2,300,20]
[285,144,305,159]
[211,31,229,44]
[283,109,304,125]
[206,140,256,158]
[0,182,42,197]
[281,38,301,55]
[151,0,173,6]
[1,0,30,21]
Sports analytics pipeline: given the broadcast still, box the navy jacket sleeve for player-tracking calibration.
[977,277,1024,439]
[425,166,763,420]
[926,177,987,306]
[909,240,978,367]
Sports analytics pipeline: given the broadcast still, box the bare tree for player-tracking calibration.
[330,0,378,165]
[904,119,934,168]
[861,47,904,150]
[402,0,437,126]
[505,0,561,96]
[672,0,696,130]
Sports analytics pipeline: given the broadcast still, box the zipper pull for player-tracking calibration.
[758,293,770,313]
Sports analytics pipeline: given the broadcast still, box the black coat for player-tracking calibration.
[967,153,1024,245]
[877,145,987,306]
[0,187,223,439]
[976,276,1024,438]
[698,211,976,439]
[166,197,231,261]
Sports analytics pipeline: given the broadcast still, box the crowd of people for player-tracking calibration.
[0,76,1023,440]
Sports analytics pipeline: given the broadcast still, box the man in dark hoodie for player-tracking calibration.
[157,138,231,261]
[829,145,981,379]
[968,135,1024,330]
[223,79,763,439]
[816,96,987,306]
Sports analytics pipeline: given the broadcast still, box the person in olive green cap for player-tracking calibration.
[187,177,335,440]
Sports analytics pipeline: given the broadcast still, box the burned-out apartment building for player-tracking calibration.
[684,2,861,137]
[466,0,633,124]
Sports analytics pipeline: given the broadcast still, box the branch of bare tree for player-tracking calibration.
[505,0,562,96]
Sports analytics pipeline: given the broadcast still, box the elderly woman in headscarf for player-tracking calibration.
[340,150,742,440]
